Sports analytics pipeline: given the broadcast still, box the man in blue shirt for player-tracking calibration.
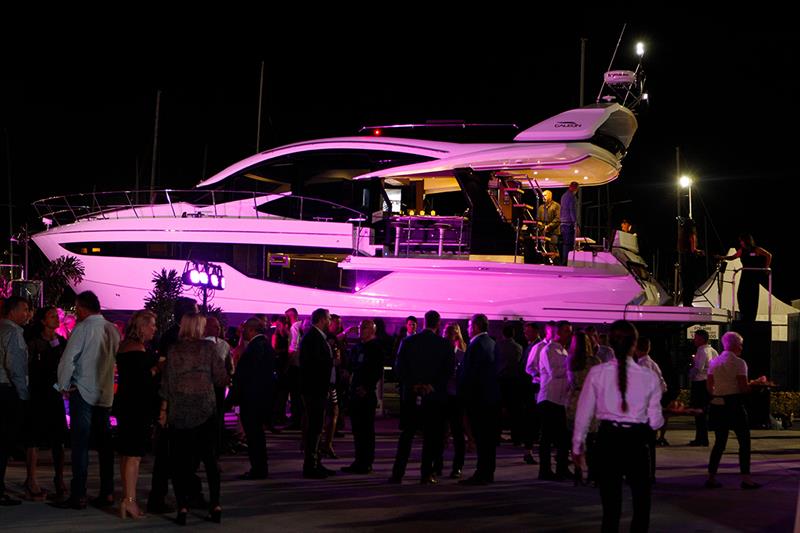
[559,181,579,266]
[55,291,119,509]
[0,296,31,506]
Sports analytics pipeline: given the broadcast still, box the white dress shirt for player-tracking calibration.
[637,355,667,392]
[536,341,569,406]
[690,344,718,381]
[572,357,664,455]
[525,339,549,384]
[708,350,748,397]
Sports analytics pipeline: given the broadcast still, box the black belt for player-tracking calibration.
[600,420,648,430]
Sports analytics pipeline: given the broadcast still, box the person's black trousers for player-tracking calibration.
[467,403,499,480]
[538,400,569,475]
[708,396,751,475]
[0,387,22,496]
[169,416,220,510]
[690,380,710,444]
[302,394,326,471]
[287,366,304,425]
[349,392,377,468]
[240,402,270,475]
[521,383,541,449]
[596,421,652,533]
[391,398,444,479]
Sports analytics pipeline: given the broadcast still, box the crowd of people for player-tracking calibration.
[0,292,761,530]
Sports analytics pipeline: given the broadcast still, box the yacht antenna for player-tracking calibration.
[596,23,627,103]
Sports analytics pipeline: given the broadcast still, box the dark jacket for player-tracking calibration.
[461,333,499,406]
[395,329,451,403]
[299,326,333,397]
[350,338,385,395]
[231,334,275,407]
[495,337,523,380]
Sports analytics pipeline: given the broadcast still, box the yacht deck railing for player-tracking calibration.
[32,189,366,227]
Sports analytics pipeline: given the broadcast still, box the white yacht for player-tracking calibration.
[31,102,730,325]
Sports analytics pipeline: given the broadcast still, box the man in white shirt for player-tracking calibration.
[705,331,760,489]
[55,291,119,509]
[689,330,718,446]
[536,320,571,480]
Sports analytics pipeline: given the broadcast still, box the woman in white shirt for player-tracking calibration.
[572,320,664,533]
[704,331,760,490]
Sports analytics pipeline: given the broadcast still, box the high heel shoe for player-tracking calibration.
[176,508,188,526]
[22,482,46,501]
[319,445,338,459]
[207,506,222,524]
[119,496,146,520]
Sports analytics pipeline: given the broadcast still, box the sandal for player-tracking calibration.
[23,482,47,501]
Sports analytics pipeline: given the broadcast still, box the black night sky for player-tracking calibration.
[2,14,798,302]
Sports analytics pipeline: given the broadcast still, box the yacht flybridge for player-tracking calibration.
[31,102,730,324]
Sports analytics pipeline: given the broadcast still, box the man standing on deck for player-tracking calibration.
[559,182,579,265]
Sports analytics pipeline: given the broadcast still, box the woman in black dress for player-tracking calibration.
[23,306,68,500]
[717,234,772,321]
[115,310,158,519]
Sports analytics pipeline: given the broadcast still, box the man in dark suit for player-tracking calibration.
[299,308,334,479]
[460,313,500,485]
[389,310,451,485]
[341,320,385,475]
[230,317,276,479]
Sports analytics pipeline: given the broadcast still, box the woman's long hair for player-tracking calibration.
[568,331,592,372]
[608,320,639,413]
[444,323,466,352]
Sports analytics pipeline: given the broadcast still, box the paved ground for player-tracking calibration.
[1,416,798,532]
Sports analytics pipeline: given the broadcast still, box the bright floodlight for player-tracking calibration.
[220,277,226,290]
[679,175,693,188]
[189,270,201,284]
[210,274,219,288]
[199,272,209,285]
[636,42,645,57]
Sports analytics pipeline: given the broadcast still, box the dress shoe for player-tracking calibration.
[239,470,268,480]
[688,440,709,447]
[458,475,490,486]
[303,468,329,479]
[538,470,557,481]
[52,496,88,509]
[146,500,174,514]
[555,468,574,481]
[449,468,463,480]
[341,464,373,474]
[90,494,114,508]
[420,475,439,485]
